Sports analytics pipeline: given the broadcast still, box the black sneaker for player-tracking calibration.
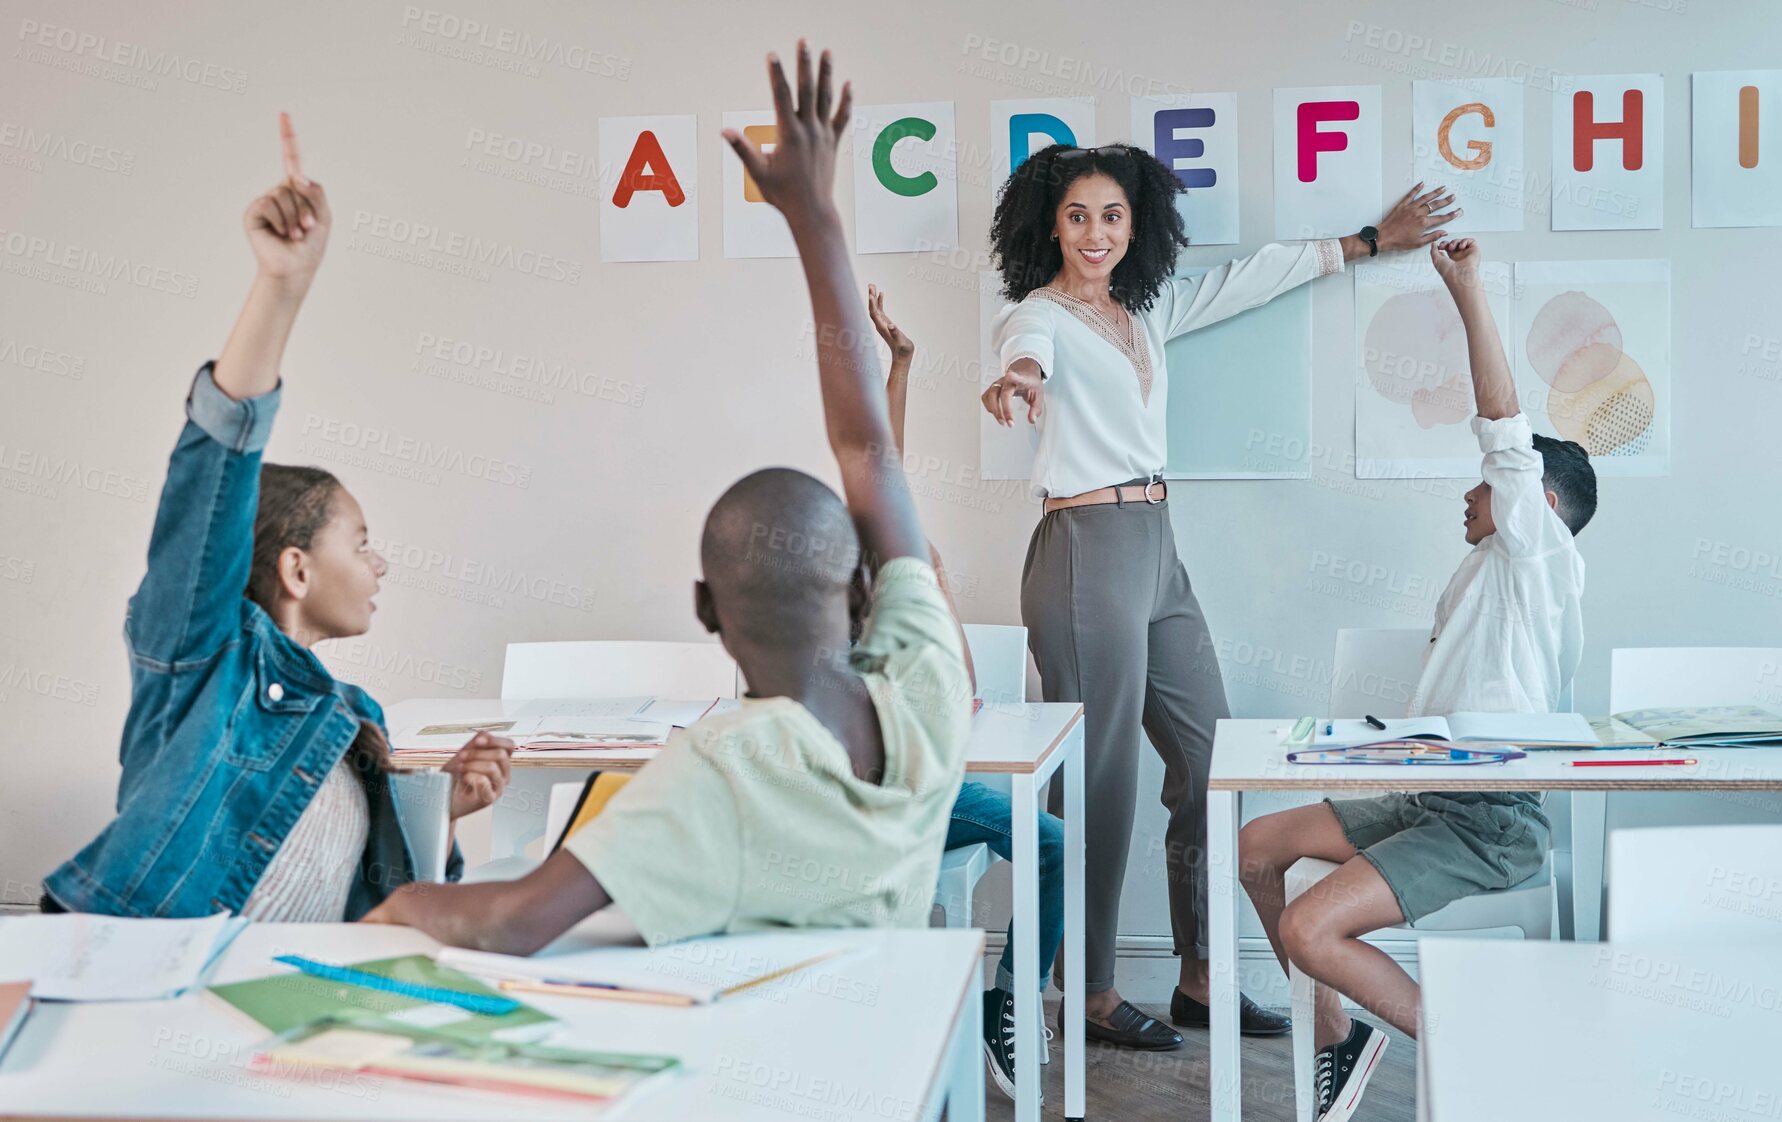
[1314,1020,1388,1122]
[981,987,1043,1103]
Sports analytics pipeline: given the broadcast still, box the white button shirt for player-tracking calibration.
[992,239,1344,499]
[1408,414,1587,717]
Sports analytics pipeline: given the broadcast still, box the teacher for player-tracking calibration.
[985,143,1453,1048]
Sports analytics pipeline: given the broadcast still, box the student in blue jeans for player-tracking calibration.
[866,286,1066,1101]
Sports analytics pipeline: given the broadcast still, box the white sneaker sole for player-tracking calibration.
[1319,1031,1388,1122]
[982,1039,1018,1102]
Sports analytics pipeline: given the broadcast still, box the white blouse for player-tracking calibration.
[1408,414,1586,718]
[992,239,1345,499]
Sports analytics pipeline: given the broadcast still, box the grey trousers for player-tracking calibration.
[1021,496,1229,990]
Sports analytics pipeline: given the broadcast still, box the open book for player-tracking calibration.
[1592,705,1782,748]
[1316,711,1598,748]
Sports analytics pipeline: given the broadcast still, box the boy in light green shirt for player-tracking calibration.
[366,42,972,952]
[564,557,969,943]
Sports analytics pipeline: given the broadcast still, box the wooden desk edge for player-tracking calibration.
[1211,778,1782,791]
[388,704,1088,775]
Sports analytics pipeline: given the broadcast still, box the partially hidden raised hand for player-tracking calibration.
[1430,236,1482,292]
[721,40,852,229]
[244,112,332,286]
[867,283,914,359]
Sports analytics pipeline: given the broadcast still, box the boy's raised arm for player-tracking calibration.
[1432,237,1517,420]
[723,42,927,567]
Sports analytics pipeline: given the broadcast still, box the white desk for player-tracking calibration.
[0,920,985,1122]
[383,698,1089,1122]
[1204,718,1782,1122]
[1420,938,1781,1122]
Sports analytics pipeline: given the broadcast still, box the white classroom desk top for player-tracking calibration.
[383,698,1085,776]
[0,917,984,1122]
[1420,938,1782,1122]
[1209,718,1782,791]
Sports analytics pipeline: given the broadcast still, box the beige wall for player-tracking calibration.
[4,0,1779,938]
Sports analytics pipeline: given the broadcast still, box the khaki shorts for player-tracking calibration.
[1325,793,1550,925]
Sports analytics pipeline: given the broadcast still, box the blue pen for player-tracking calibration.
[273,954,520,1017]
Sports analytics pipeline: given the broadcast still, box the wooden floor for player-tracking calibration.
[983,999,1416,1122]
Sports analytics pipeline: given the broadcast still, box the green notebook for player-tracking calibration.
[210,955,554,1044]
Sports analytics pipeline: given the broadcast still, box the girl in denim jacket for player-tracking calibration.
[44,117,510,920]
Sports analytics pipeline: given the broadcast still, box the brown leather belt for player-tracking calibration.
[1043,478,1167,514]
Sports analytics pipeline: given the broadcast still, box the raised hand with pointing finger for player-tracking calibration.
[244,112,332,286]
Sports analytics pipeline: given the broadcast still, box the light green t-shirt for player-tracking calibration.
[565,557,973,945]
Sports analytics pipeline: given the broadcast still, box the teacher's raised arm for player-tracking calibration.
[980,142,1453,1050]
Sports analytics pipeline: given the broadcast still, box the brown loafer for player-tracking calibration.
[1061,1000,1184,1051]
[1170,987,1292,1036]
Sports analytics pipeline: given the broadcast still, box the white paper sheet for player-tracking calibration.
[1512,259,1671,476]
[0,912,244,1001]
[599,114,699,262]
[722,109,796,258]
[1274,84,1382,240]
[1551,75,1664,231]
[1413,78,1526,233]
[978,270,1039,482]
[1131,92,1240,246]
[1691,70,1782,228]
[1354,257,1513,479]
[988,97,1095,208]
[851,101,959,255]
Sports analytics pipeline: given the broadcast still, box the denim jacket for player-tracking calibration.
[44,364,460,918]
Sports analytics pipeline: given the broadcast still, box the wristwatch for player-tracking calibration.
[1358,225,1380,257]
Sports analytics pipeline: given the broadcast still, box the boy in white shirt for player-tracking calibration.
[1237,237,1597,1122]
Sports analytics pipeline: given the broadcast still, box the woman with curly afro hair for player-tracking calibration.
[984,142,1455,1050]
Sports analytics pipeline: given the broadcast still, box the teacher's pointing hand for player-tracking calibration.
[981,357,1045,427]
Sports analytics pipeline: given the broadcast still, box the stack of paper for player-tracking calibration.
[390,698,729,757]
[212,953,678,1106]
[0,912,246,1001]
[440,932,850,1006]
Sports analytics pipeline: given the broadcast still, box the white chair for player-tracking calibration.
[460,781,587,884]
[485,640,741,864]
[933,625,1028,937]
[1607,824,1782,941]
[1584,647,1782,940]
[961,622,1031,705]
[1329,627,1429,719]
[1281,627,1559,1122]
[500,640,740,701]
[1608,647,1782,712]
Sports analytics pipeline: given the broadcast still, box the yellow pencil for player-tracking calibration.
[496,979,696,1007]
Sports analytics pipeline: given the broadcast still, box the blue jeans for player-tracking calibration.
[944,780,1064,995]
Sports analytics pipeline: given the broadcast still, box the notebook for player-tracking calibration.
[439,932,850,1006]
[251,1017,679,1105]
[0,912,246,1001]
[1315,711,1598,748]
[210,954,555,1045]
